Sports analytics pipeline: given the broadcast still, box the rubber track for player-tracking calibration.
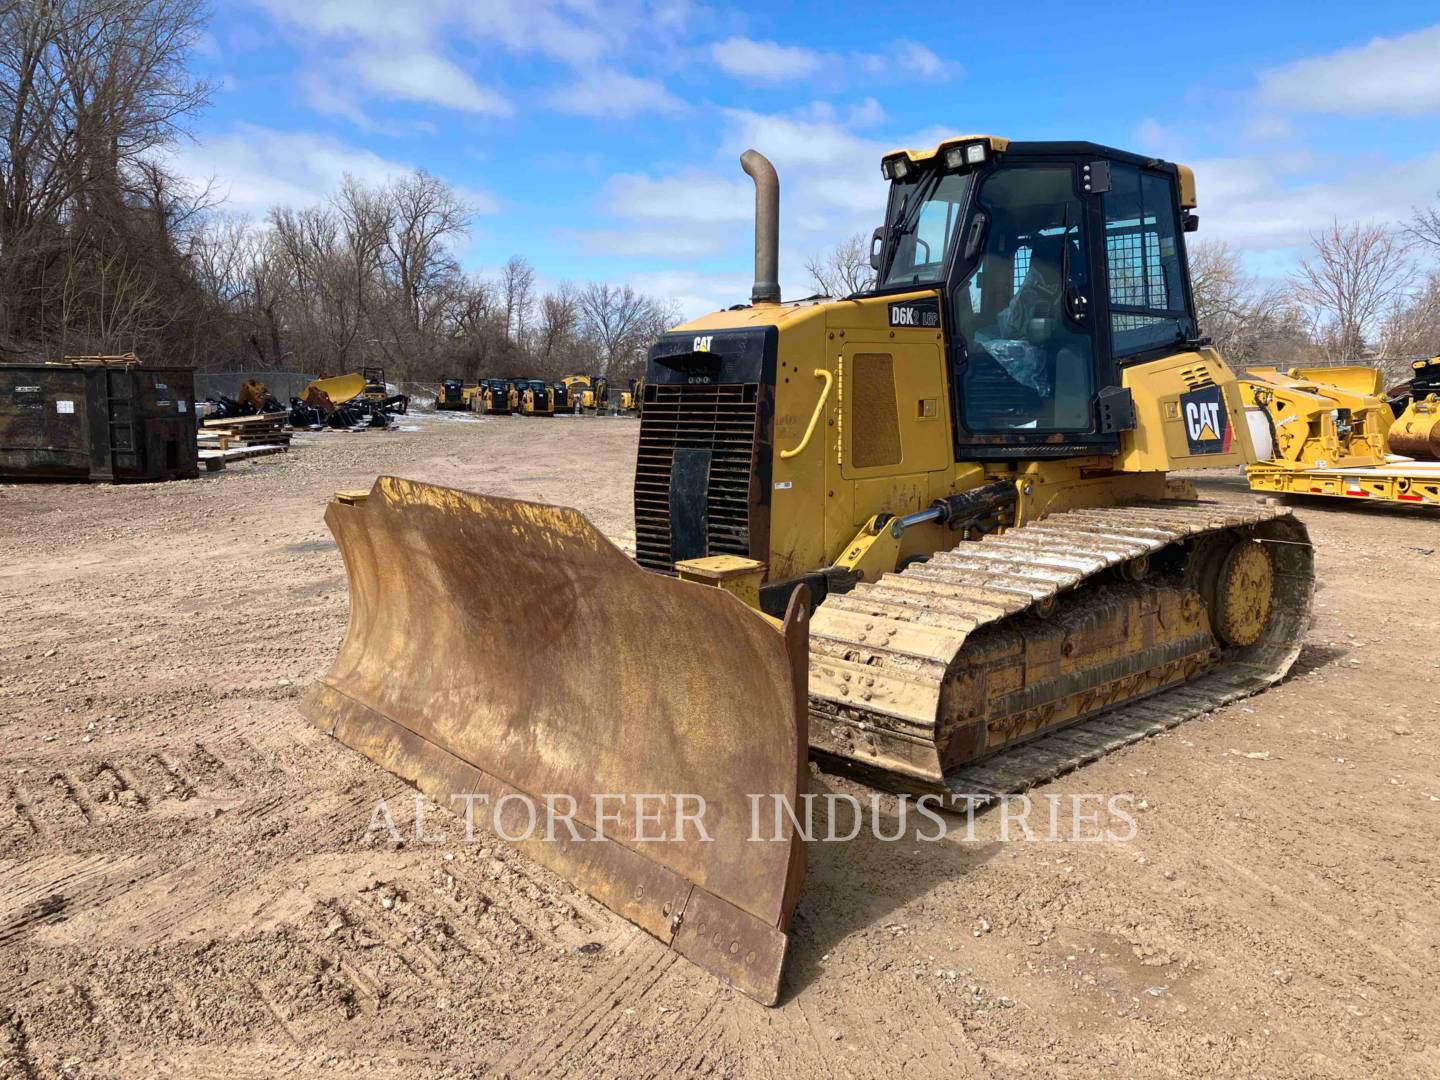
[807,499,1314,803]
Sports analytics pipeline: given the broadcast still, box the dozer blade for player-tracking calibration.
[303,372,366,406]
[304,477,810,1005]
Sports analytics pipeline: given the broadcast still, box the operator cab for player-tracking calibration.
[870,137,1199,457]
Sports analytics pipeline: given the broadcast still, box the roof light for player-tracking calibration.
[943,142,988,171]
[882,155,912,181]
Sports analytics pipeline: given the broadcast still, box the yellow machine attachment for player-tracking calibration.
[306,479,810,1004]
[1241,364,1440,506]
[303,371,365,406]
[1389,356,1440,461]
[310,137,1319,1002]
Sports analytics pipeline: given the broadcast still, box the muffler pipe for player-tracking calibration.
[741,149,780,305]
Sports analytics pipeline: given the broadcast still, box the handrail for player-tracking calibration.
[780,368,833,460]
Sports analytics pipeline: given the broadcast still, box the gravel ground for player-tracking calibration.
[1,408,1438,1078]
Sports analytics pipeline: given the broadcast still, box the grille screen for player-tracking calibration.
[634,383,762,574]
[850,353,901,468]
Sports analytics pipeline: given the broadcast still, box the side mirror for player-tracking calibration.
[1182,211,1200,233]
[869,227,884,271]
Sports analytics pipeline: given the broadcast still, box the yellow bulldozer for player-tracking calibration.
[305,137,1316,1005]
[1241,361,1440,505]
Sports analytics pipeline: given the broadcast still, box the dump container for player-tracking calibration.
[0,357,198,481]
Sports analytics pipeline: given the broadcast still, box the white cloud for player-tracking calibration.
[250,0,690,121]
[164,124,496,217]
[1191,150,1440,251]
[353,51,512,115]
[570,229,728,259]
[893,41,952,80]
[857,40,961,82]
[709,36,825,82]
[589,107,894,310]
[603,171,753,223]
[546,69,684,118]
[253,0,437,48]
[1259,24,1440,115]
[1242,114,1296,144]
[847,96,886,128]
[1133,117,1187,159]
[621,268,756,319]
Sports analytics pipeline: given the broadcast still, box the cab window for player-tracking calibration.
[1104,165,1194,356]
[881,171,973,287]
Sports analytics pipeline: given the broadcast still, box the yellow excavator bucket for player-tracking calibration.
[303,372,366,406]
[304,476,810,1004]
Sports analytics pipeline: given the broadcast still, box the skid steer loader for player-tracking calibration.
[306,137,1316,1005]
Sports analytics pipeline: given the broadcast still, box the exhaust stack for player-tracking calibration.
[741,149,780,305]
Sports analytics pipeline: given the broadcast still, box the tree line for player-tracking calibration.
[1191,212,1440,387]
[0,0,677,387]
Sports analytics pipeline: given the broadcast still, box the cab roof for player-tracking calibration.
[882,135,1196,209]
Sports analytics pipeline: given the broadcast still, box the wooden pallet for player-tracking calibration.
[196,443,290,471]
[199,411,291,448]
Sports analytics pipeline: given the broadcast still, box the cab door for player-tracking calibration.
[824,329,951,558]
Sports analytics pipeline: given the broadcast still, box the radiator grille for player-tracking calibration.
[634,383,761,574]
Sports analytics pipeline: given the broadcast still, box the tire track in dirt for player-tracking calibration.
[494,932,679,1076]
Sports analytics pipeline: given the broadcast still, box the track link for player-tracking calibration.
[807,500,1314,801]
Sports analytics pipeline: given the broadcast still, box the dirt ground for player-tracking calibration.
[2,409,1438,1079]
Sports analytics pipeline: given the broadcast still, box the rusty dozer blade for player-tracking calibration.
[303,476,810,1005]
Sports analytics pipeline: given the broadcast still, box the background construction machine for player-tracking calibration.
[518,378,555,416]
[477,378,514,414]
[564,373,609,413]
[1388,356,1440,461]
[436,377,470,410]
[552,380,575,414]
[308,138,1315,1005]
[619,377,644,414]
[1242,363,1440,505]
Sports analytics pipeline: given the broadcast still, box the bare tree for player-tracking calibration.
[1189,240,1318,366]
[1379,272,1440,377]
[577,282,649,376]
[383,170,470,337]
[804,232,873,297]
[0,0,211,348]
[500,255,534,347]
[1408,193,1440,261]
[534,282,580,376]
[1292,220,1415,361]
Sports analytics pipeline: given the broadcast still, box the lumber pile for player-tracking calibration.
[198,411,291,450]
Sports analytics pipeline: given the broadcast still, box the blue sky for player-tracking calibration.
[178,2,1440,315]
